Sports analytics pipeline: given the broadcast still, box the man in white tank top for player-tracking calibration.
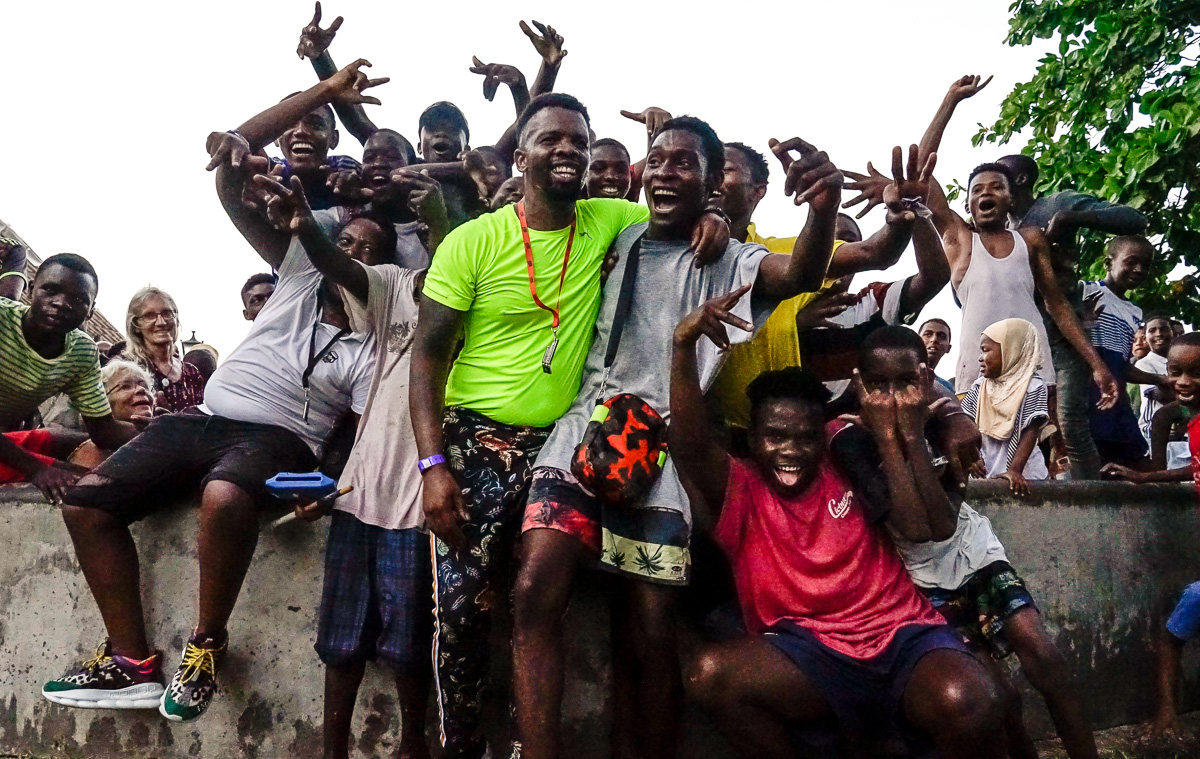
[922,162,1118,410]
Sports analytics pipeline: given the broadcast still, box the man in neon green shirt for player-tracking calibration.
[409,93,728,759]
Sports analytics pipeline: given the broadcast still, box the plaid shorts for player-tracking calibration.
[922,561,1037,659]
[315,511,434,672]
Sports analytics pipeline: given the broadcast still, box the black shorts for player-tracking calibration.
[64,408,318,525]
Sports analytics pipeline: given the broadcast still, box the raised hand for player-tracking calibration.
[842,161,890,219]
[253,174,316,233]
[397,169,447,223]
[296,1,343,60]
[794,290,856,329]
[620,106,672,141]
[882,144,937,224]
[324,58,389,107]
[946,74,993,103]
[768,137,843,212]
[673,285,754,351]
[894,363,933,436]
[519,20,567,67]
[469,57,526,102]
[852,368,898,439]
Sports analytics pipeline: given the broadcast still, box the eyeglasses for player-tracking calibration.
[136,310,177,325]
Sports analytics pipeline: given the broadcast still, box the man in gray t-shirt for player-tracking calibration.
[508,116,852,757]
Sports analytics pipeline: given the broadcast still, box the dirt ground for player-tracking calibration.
[1036,710,1200,759]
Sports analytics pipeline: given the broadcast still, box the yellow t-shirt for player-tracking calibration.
[423,199,649,428]
[708,225,844,429]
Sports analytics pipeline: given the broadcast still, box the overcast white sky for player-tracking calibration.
[1,0,1053,379]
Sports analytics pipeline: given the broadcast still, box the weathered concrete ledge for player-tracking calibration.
[1,481,1198,758]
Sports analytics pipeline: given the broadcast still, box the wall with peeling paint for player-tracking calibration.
[1,480,1197,758]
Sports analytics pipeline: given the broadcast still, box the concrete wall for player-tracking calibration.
[1,480,1198,758]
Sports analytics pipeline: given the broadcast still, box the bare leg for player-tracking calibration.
[393,667,432,759]
[511,529,586,759]
[323,661,366,759]
[969,647,1038,759]
[902,649,1007,759]
[1002,608,1097,759]
[684,636,835,759]
[611,579,682,759]
[1144,628,1184,737]
[61,499,150,659]
[195,480,260,638]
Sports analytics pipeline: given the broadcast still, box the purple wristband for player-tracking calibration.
[418,454,446,473]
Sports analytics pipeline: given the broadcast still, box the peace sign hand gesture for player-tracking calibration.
[673,285,754,351]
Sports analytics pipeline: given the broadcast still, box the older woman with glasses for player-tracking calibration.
[123,286,206,413]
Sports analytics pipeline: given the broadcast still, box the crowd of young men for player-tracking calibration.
[2,6,1196,759]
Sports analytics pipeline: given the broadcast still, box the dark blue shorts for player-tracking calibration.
[315,511,434,672]
[764,622,971,738]
[1168,581,1200,642]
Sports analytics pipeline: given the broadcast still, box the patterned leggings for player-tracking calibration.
[433,406,551,759]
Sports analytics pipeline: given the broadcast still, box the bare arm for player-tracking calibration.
[83,414,139,451]
[1006,419,1045,477]
[493,21,567,164]
[670,293,751,529]
[825,221,913,279]
[0,240,27,300]
[918,75,992,164]
[754,138,842,299]
[298,216,368,304]
[895,370,958,540]
[900,216,951,314]
[211,150,291,270]
[296,3,378,144]
[1026,228,1119,409]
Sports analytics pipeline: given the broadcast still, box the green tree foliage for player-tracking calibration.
[977,0,1200,321]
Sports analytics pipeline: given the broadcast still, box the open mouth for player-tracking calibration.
[977,198,997,214]
[289,141,317,157]
[550,164,581,182]
[650,187,681,213]
[595,184,623,197]
[774,464,803,488]
[1176,388,1196,402]
[367,172,392,189]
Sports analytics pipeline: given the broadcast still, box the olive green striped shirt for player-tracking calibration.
[0,298,110,427]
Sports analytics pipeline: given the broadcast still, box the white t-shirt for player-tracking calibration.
[202,211,375,455]
[891,499,1009,591]
[1136,351,1169,443]
[335,263,424,530]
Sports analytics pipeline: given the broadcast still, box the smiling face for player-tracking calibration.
[514,107,590,204]
[716,146,766,224]
[586,143,632,199]
[979,335,1003,379]
[1146,317,1173,356]
[278,108,336,174]
[967,171,1012,228]
[27,264,96,336]
[362,131,411,195]
[336,218,392,266]
[1106,239,1153,292]
[748,397,826,498]
[107,368,155,422]
[643,129,714,237]
[1166,342,1200,410]
[919,321,952,369]
[134,293,177,350]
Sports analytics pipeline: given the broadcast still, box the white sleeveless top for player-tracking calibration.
[954,230,1055,393]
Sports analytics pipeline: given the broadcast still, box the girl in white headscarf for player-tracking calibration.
[962,318,1050,494]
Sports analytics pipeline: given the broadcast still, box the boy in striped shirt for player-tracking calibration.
[1082,236,1171,467]
[0,254,139,503]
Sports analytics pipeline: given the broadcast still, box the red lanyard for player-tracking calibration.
[516,200,575,331]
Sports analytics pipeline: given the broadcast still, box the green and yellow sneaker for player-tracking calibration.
[158,633,226,722]
[42,640,164,709]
